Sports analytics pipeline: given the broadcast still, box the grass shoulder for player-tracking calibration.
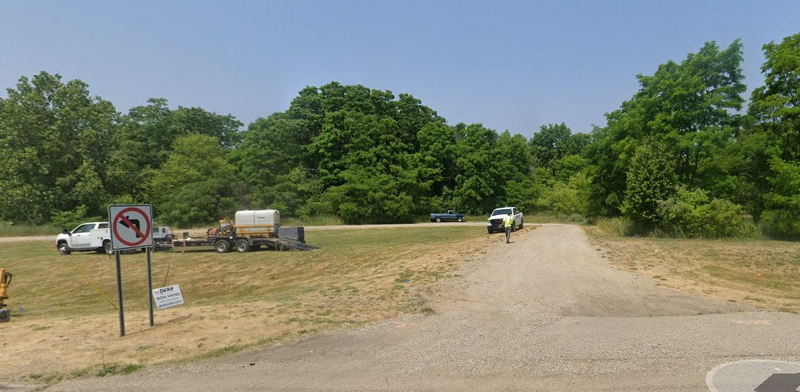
[585,224,800,313]
[1,225,490,384]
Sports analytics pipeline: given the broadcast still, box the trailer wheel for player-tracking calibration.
[214,239,232,253]
[57,241,71,255]
[234,239,250,253]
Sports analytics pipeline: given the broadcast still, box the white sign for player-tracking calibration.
[108,205,154,251]
[152,285,184,310]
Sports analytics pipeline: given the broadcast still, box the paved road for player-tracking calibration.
[47,225,800,391]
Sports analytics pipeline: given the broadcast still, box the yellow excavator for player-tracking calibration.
[0,268,11,322]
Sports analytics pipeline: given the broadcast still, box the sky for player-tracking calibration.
[1,1,798,137]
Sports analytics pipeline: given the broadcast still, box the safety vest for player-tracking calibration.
[503,215,514,228]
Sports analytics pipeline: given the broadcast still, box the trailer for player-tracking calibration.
[172,234,313,253]
[171,210,315,253]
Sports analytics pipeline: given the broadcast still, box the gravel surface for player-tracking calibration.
[42,224,800,391]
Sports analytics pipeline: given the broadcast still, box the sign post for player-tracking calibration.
[114,251,125,336]
[147,247,154,327]
[108,204,154,337]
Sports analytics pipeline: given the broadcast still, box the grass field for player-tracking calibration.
[0,226,492,383]
[585,226,800,312]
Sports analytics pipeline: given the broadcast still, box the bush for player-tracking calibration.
[656,188,755,238]
[537,172,591,217]
[759,210,800,240]
[622,141,676,228]
[50,206,102,231]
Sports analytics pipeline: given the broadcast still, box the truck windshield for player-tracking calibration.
[491,208,512,216]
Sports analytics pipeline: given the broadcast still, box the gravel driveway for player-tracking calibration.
[46,224,800,391]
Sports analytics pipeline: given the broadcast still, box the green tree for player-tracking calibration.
[749,33,800,162]
[109,99,242,202]
[233,113,305,210]
[0,72,118,223]
[529,123,587,169]
[588,40,746,216]
[622,141,677,229]
[452,124,501,214]
[149,134,236,227]
[760,158,800,238]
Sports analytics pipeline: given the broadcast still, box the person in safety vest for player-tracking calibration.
[503,212,515,243]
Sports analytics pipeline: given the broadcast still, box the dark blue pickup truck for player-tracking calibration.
[430,210,465,222]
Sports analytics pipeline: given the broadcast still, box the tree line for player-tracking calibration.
[0,33,797,239]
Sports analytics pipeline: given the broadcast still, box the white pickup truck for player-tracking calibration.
[486,207,523,234]
[56,222,112,255]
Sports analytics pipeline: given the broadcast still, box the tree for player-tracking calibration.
[588,40,746,216]
[0,72,118,223]
[745,33,800,236]
[233,113,305,210]
[749,33,800,162]
[109,99,242,203]
[622,141,676,229]
[149,134,236,227]
[529,123,586,169]
[452,124,501,214]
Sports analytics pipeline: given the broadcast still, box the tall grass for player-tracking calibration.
[280,215,344,226]
[0,222,59,237]
[593,216,763,239]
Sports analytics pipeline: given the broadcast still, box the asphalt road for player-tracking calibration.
[44,224,800,391]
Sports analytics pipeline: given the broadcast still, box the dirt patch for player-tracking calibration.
[585,226,800,313]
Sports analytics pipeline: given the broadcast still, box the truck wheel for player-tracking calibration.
[234,239,250,253]
[436,217,442,223]
[457,217,463,222]
[214,239,232,253]
[487,228,493,234]
[103,241,113,255]
[519,219,524,229]
[57,241,71,255]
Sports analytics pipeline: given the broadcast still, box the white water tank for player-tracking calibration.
[235,210,280,226]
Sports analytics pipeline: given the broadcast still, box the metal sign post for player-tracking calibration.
[147,247,154,327]
[114,250,125,337]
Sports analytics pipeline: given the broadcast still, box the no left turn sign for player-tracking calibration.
[108,205,154,251]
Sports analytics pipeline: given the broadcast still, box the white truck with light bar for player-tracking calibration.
[486,207,523,234]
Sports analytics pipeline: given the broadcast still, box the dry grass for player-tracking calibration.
[0,226,490,383]
[585,226,800,312]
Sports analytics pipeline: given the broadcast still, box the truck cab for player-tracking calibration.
[56,222,112,255]
[486,207,523,234]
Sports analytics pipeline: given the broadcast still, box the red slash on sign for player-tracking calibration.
[112,207,152,247]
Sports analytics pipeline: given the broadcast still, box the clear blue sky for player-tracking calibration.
[1,1,798,137]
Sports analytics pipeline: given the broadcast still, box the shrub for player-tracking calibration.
[759,210,800,240]
[537,172,591,217]
[594,217,632,236]
[656,188,755,238]
[622,141,676,228]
